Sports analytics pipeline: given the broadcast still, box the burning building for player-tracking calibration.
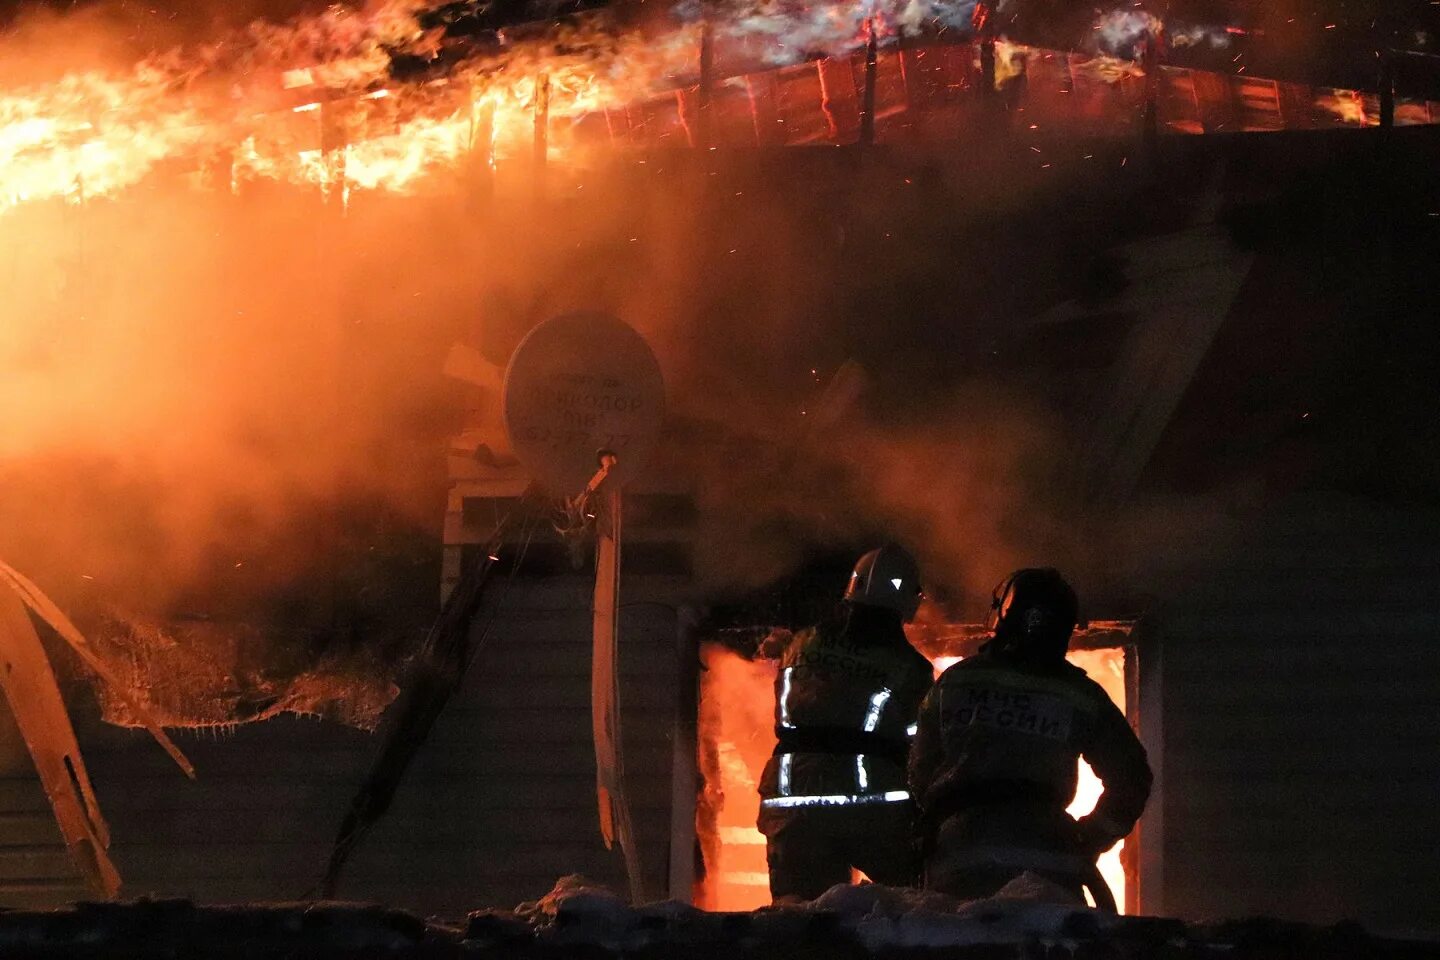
[0,0,1438,938]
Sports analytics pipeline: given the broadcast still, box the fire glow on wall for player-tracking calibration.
[695,643,1131,911]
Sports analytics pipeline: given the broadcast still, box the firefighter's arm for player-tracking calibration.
[1075,696,1153,855]
[906,686,944,808]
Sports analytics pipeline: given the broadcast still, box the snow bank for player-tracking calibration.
[0,880,1430,958]
[473,873,1120,954]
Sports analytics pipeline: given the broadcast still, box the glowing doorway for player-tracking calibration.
[697,643,1132,911]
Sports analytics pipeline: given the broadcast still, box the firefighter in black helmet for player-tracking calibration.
[908,569,1151,907]
[756,545,935,901]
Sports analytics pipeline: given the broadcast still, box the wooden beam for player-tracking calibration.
[534,72,550,197]
[667,606,700,902]
[860,19,878,145]
[698,22,715,148]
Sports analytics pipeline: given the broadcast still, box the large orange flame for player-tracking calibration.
[0,1,709,210]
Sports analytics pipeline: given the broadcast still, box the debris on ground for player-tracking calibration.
[0,877,1435,959]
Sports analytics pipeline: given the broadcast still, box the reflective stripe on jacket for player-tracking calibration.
[757,608,933,831]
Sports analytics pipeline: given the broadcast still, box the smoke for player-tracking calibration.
[0,176,1074,633]
[679,0,984,68]
[0,0,1190,660]
[0,188,457,619]
[1090,8,1232,60]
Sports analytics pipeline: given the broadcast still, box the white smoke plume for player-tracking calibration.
[1090,8,1232,60]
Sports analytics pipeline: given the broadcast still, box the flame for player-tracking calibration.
[0,1,433,210]
[1062,647,1128,909]
[699,644,1131,910]
[0,69,205,207]
[990,38,1025,89]
[0,0,633,209]
[1315,88,1371,126]
[697,646,778,910]
[0,0,1008,213]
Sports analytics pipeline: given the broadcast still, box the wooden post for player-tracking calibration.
[859,18,878,145]
[469,96,495,203]
[534,73,550,197]
[974,2,995,97]
[667,605,701,902]
[698,21,715,149]
[319,98,350,211]
[743,75,763,145]
[1141,26,1165,148]
[817,60,839,141]
[1379,49,1395,128]
[591,470,646,903]
[316,96,350,647]
[1134,627,1165,916]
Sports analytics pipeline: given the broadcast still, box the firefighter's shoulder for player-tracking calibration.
[942,657,1105,715]
[1057,662,1120,714]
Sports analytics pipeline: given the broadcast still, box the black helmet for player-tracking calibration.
[844,544,923,621]
[985,568,1079,664]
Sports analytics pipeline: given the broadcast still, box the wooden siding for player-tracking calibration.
[0,493,691,917]
[1152,495,1440,932]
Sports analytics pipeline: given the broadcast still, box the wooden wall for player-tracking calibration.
[1151,494,1440,933]
[0,488,692,917]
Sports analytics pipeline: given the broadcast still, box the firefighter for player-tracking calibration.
[908,568,1151,907]
[756,545,935,901]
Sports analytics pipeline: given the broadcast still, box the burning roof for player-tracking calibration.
[1,0,1436,213]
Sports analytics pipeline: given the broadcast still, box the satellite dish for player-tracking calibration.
[502,312,665,495]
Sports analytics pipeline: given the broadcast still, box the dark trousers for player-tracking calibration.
[921,810,1092,906]
[764,803,918,901]
[924,861,1086,903]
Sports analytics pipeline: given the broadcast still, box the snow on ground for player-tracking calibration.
[0,877,1433,958]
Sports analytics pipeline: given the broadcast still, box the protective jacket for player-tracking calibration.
[908,649,1151,896]
[756,607,934,830]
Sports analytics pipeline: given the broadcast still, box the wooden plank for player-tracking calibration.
[770,62,833,146]
[816,56,861,143]
[108,841,670,882]
[76,740,675,781]
[1161,651,1438,678]
[438,703,673,726]
[0,846,78,878]
[353,868,670,908]
[1165,830,1438,857]
[471,644,683,679]
[1166,761,1437,788]
[1163,688,1440,712]
[743,74,784,146]
[1064,218,1254,502]
[0,813,65,847]
[0,780,69,813]
[457,677,678,710]
[0,882,89,908]
[89,806,677,848]
[667,610,698,902]
[1160,613,1440,642]
[0,776,671,814]
[1167,791,1440,814]
[1164,731,1440,758]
